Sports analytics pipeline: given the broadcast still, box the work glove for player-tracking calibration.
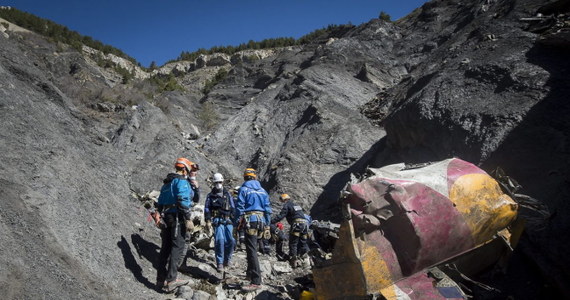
[263,226,271,240]
[185,219,194,232]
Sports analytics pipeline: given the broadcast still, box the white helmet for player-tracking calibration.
[212,173,224,183]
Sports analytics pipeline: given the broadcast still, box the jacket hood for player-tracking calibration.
[164,173,184,184]
[243,180,263,190]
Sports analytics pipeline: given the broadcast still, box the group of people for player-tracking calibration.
[152,157,313,293]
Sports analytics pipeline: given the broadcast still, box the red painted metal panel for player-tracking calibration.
[391,181,475,274]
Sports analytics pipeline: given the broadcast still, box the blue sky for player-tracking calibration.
[2,0,429,67]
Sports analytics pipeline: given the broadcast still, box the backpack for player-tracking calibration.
[210,190,231,212]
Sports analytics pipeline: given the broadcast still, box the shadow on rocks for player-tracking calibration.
[255,290,282,299]
[310,138,387,222]
[479,41,570,299]
[130,233,160,269]
[180,264,223,284]
[117,235,157,291]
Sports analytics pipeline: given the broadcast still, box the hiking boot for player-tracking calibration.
[163,279,189,293]
[241,283,261,292]
[217,264,224,273]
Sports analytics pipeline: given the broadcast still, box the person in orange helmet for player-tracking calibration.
[155,157,199,293]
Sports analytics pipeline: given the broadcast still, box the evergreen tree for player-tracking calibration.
[379,11,392,22]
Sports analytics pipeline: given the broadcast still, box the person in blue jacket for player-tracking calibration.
[204,173,235,273]
[236,168,272,291]
[155,157,198,293]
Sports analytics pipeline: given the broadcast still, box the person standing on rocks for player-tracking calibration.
[236,168,272,291]
[155,157,198,293]
[204,173,236,273]
[271,193,309,268]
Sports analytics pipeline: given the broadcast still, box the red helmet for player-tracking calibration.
[276,222,284,231]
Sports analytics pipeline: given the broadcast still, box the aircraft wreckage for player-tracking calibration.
[313,158,524,300]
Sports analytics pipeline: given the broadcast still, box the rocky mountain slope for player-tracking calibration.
[0,0,568,299]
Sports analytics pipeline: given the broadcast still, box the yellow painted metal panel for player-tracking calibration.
[360,243,394,291]
[449,173,518,245]
[313,218,368,299]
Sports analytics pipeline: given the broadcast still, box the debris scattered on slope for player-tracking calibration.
[521,0,570,47]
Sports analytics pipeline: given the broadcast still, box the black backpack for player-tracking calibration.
[210,190,231,212]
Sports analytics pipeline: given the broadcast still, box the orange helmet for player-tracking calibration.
[280,194,290,201]
[174,157,196,172]
[243,168,257,179]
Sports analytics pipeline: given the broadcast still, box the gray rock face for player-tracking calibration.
[0,0,569,299]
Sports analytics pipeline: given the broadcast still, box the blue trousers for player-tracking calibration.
[213,220,235,266]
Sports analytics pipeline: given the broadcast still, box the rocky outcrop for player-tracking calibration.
[0,16,31,34]
[82,45,149,80]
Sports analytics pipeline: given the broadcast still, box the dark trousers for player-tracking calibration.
[245,221,262,285]
[276,237,286,260]
[157,214,186,283]
[289,234,308,257]
[289,222,309,257]
[298,236,310,256]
